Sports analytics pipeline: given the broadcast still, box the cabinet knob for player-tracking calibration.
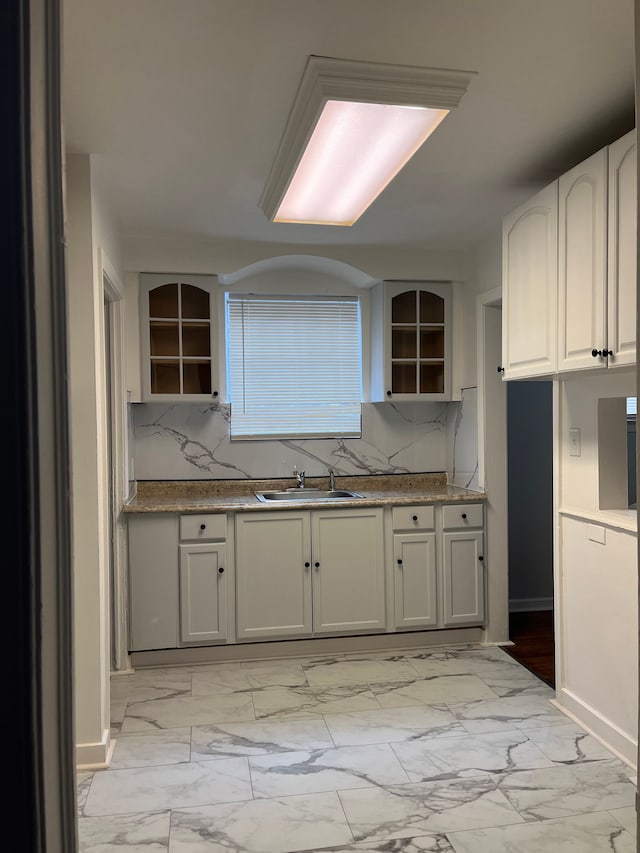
[386,390,392,397]
[200,523,206,530]
[397,558,403,565]
[304,562,310,568]
[461,513,467,520]
[478,556,484,562]
[497,366,505,373]
[592,348,603,358]
[412,515,418,521]
[212,390,219,397]
[218,566,225,573]
[604,349,613,357]
[314,561,320,568]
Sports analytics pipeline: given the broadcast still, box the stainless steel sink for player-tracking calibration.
[255,488,364,502]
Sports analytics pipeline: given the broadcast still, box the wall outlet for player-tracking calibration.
[569,427,581,457]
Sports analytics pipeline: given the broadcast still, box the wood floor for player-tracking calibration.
[500,609,555,688]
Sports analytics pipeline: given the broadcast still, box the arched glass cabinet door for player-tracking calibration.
[140,273,219,401]
[390,288,446,395]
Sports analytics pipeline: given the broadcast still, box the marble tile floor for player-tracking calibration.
[77,644,637,852]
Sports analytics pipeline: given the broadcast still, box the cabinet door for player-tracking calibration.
[311,509,386,634]
[371,281,452,401]
[139,273,219,402]
[502,181,558,379]
[557,148,607,372]
[179,542,227,644]
[128,515,179,651]
[393,533,438,629]
[442,530,485,627]
[607,129,637,367]
[235,512,312,640]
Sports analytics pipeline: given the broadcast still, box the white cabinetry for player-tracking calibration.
[391,506,437,629]
[371,281,452,400]
[558,148,607,372]
[607,129,637,367]
[502,129,636,380]
[441,504,485,627]
[235,508,385,641]
[235,512,312,641]
[502,181,558,379]
[179,514,228,644]
[139,273,220,402]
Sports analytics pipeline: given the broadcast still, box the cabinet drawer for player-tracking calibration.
[392,505,435,531]
[180,514,226,541]
[441,503,484,530]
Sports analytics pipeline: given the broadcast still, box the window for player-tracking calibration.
[225,294,362,439]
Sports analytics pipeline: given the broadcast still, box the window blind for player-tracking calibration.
[226,294,362,439]
[627,397,637,417]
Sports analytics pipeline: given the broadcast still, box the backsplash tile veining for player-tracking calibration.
[447,387,480,491]
[132,401,449,480]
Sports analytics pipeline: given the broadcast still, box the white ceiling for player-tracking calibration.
[62,0,636,251]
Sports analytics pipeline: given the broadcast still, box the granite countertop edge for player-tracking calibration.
[123,473,487,514]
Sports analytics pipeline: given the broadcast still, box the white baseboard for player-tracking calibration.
[509,597,554,612]
[76,728,114,771]
[551,688,638,771]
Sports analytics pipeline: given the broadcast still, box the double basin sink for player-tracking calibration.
[255,487,364,503]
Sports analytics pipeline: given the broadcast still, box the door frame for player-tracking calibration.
[99,249,131,673]
[476,286,509,644]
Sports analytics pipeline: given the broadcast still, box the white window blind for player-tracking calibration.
[226,294,362,439]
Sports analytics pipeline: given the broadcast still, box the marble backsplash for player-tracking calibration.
[446,386,480,491]
[131,393,480,487]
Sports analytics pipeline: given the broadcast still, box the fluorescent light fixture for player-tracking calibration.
[259,56,476,227]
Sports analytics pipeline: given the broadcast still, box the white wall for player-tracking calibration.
[65,153,124,767]
[555,369,638,767]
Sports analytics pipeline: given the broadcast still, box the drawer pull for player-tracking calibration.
[397,558,403,565]
[412,515,418,521]
[218,566,225,573]
[200,523,206,530]
[478,556,484,562]
[461,513,467,520]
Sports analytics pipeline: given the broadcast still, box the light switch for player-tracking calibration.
[569,427,581,457]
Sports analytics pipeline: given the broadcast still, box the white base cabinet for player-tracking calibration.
[235,512,312,640]
[442,530,485,626]
[127,501,486,653]
[179,542,227,644]
[235,508,385,641]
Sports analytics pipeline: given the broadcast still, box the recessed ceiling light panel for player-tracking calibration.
[259,56,476,227]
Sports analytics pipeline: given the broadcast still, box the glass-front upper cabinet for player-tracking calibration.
[370,281,452,401]
[139,273,219,402]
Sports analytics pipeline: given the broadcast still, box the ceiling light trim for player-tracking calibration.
[259,55,477,223]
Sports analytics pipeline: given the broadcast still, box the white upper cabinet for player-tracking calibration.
[139,273,220,402]
[557,147,608,372]
[502,180,558,379]
[607,129,637,367]
[502,128,637,380]
[371,281,452,401]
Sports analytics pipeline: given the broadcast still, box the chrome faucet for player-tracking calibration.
[328,469,336,490]
[294,467,306,489]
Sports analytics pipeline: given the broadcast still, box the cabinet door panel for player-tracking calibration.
[502,181,558,379]
[608,130,637,367]
[442,531,485,627]
[179,543,226,644]
[558,148,607,372]
[235,512,311,640]
[311,509,386,634]
[394,533,438,629]
[128,515,179,651]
